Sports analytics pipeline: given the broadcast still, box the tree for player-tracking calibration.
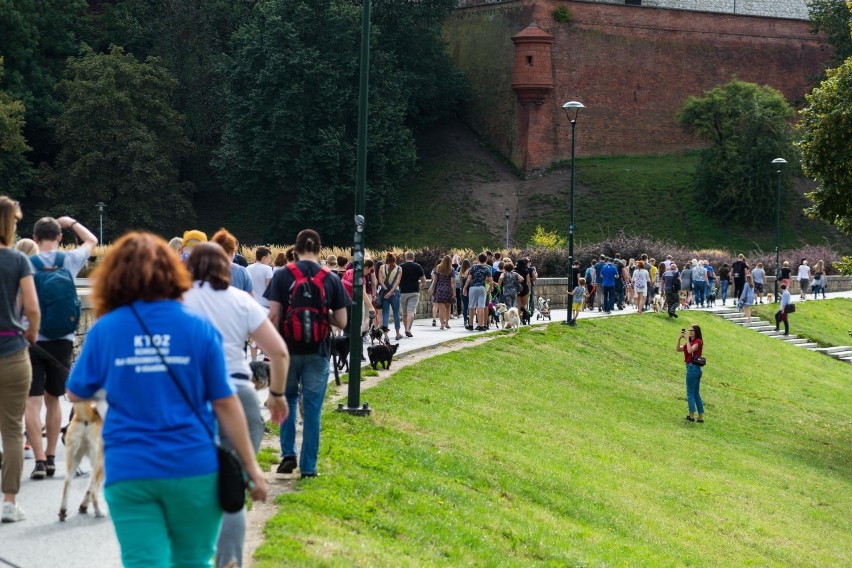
[0,58,32,198]
[215,0,417,244]
[676,80,797,227]
[806,0,852,67]
[43,45,193,237]
[798,57,852,234]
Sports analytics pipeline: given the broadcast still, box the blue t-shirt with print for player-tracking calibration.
[67,300,233,486]
[600,264,618,286]
[468,264,491,287]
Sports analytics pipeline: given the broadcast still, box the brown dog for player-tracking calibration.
[59,401,105,521]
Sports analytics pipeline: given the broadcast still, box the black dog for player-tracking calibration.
[488,303,500,329]
[367,342,399,370]
[368,325,384,345]
[331,335,350,373]
[520,308,531,326]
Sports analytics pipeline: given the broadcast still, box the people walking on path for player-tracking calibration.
[26,214,97,481]
[570,278,587,325]
[732,254,748,302]
[751,262,766,304]
[691,259,706,308]
[632,260,650,315]
[677,324,704,423]
[498,260,522,309]
[718,262,732,305]
[183,242,290,568]
[377,253,403,340]
[67,232,267,568]
[663,262,680,318]
[211,229,253,294]
[775,284,792,336]
[779,260,792,291]
[739,274,755,320]
[0,197,40,523]
[431,255,456,330]
[811,260,826,299]
[266,229,350,479]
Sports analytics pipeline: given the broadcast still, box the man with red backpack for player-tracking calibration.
[26,216,97,480]
[265,229,350,478]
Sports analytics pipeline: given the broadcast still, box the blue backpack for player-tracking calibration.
[30,252,81,339]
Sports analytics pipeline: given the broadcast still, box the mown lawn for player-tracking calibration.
[255,312,851,566]
[753,297,852,347]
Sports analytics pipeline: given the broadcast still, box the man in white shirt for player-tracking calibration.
[26,216,97,480]
[246,246,273,360]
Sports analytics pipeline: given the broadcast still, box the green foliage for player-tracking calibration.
[806,0,852,67]
[528,225,565,248]
[216,0,417,244]
[677,80,798,227]
[45,46,193,237]
[798,58,852,234]
[835,256,852,275]
[0,58,32,198]
[257,314,851,565]
[552,6,574,24]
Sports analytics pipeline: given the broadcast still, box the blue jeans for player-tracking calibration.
[685,363,704,414]
[603,286,615,312]
[381,290,401,331]
[720,280,729,302]
[280,353,330,475]
[692,281,705,306]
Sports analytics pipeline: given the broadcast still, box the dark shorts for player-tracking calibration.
[29,340,73,397]
[754,283,764,293]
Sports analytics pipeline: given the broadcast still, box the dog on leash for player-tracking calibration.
[487,302,500,329]
[651,295,664,313]
[367,342,399,370]
[368,325,385,345]
[331,334,350,373]
[59,402,105,521]
[496,304,521,332]
[520,307,531,326]
[249,359,270,391]
[536,297,551,321]
[706,286,718,306]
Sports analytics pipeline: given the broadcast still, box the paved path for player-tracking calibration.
[2,290,849,567]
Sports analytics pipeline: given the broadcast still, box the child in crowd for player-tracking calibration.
[571,278,587,325]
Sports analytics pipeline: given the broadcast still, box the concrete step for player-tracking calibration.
[741,321,772,328]
[759,330,786,336]
[829,350,852,359]
[783,339,810,345]
[814,346,852,354]
[730,317,763,324]
[839,357,852,363]
[752,325,777,332]
[799,343,819,349]
[770,334,799,340]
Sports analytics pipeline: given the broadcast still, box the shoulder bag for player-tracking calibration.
[129,304,247,513]
[692,355,706,367]
[784,303,796,313]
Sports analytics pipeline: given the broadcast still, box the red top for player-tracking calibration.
[684,339,703,364]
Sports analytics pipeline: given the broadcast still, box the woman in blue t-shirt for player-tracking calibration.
[67,233,267,568]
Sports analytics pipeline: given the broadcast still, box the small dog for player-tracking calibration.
[368,325,385,345]
[706,286,717,306]
[487,302,500,328]
[249,360,270,391]
[331,334,350,373]
[497,304,521,331]
[765,292,775,303]
[520,307,531,325]
[536,297,551,321]
[651,295,664,313]
[367,342,399,370]
[59,402,105,521]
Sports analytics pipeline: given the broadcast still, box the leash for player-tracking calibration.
[0,557,25,568]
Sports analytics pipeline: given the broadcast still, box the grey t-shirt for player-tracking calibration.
[0,248,34,356]
[33,247,90,342]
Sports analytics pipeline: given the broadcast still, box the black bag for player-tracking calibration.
[130,305,247,513]
[785,304,796,313]
[217,447,248,513]
[692,356,706,367]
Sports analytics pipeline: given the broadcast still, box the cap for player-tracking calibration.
[182,229,208,247]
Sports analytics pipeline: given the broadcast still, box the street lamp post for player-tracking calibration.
[772,158,787,303]
[95,201,106,245]
[504,208,510,249]
[562,101,584,325]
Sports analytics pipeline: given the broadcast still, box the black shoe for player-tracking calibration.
[31,460,47,480]
[465,325,474,331]
[685,416,695,422]
[277,456,298,474]
[300,472,318,479]
[45,455,56,477]
[673,313,678,318]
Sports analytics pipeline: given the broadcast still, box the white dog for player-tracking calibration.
[496,303,521,332]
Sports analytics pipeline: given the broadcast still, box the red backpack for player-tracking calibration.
[341,268,355,299]
[282,263,331,349]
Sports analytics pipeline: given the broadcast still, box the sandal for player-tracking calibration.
[405,331,413,338]
[432,319,436,327]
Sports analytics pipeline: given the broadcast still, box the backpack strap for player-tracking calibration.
[29,252,65,271]
[287,262,304,282]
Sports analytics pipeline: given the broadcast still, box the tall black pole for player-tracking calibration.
[339,0,372,416]
[772,158,786,304]
[562,101,583,325]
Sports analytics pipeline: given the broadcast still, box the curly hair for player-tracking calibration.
[92,232,191,317]
[210,228,237,256]
[186,242,231,291]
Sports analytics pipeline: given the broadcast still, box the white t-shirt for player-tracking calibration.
[183,282,268,384]
[33,247,91,342]
[246,262,273,308]
[633,268,650,292]
[797,264,811,280]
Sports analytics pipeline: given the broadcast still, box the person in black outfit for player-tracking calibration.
[731,254,748,303]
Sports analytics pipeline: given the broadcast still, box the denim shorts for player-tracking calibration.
[468,286,486,309]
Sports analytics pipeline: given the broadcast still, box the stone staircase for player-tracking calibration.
[714,309,851,363]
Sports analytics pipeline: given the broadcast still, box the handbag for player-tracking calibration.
[692,356,706,367]
[129,304,247,513]
[785,304,796,313]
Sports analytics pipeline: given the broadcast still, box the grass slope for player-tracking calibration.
[753,298,852,347]
[256,313,850,566]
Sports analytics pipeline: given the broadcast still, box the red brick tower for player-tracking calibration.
[511,23,555,173]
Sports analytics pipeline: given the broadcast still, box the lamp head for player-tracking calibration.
[504,208,510,219]
[771,158,787,165]
[562,101,585,123]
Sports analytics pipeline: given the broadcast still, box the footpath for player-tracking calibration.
[2,291,849,568]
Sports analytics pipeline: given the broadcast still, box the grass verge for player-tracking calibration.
[255,312,850,566]
[753,297,852,347]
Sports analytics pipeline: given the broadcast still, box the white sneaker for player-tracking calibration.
[24,445,34,460]
[1,501,26,523]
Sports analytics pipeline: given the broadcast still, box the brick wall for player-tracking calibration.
[447,0,829,169]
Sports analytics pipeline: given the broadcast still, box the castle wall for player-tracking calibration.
[446,1,829,169]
